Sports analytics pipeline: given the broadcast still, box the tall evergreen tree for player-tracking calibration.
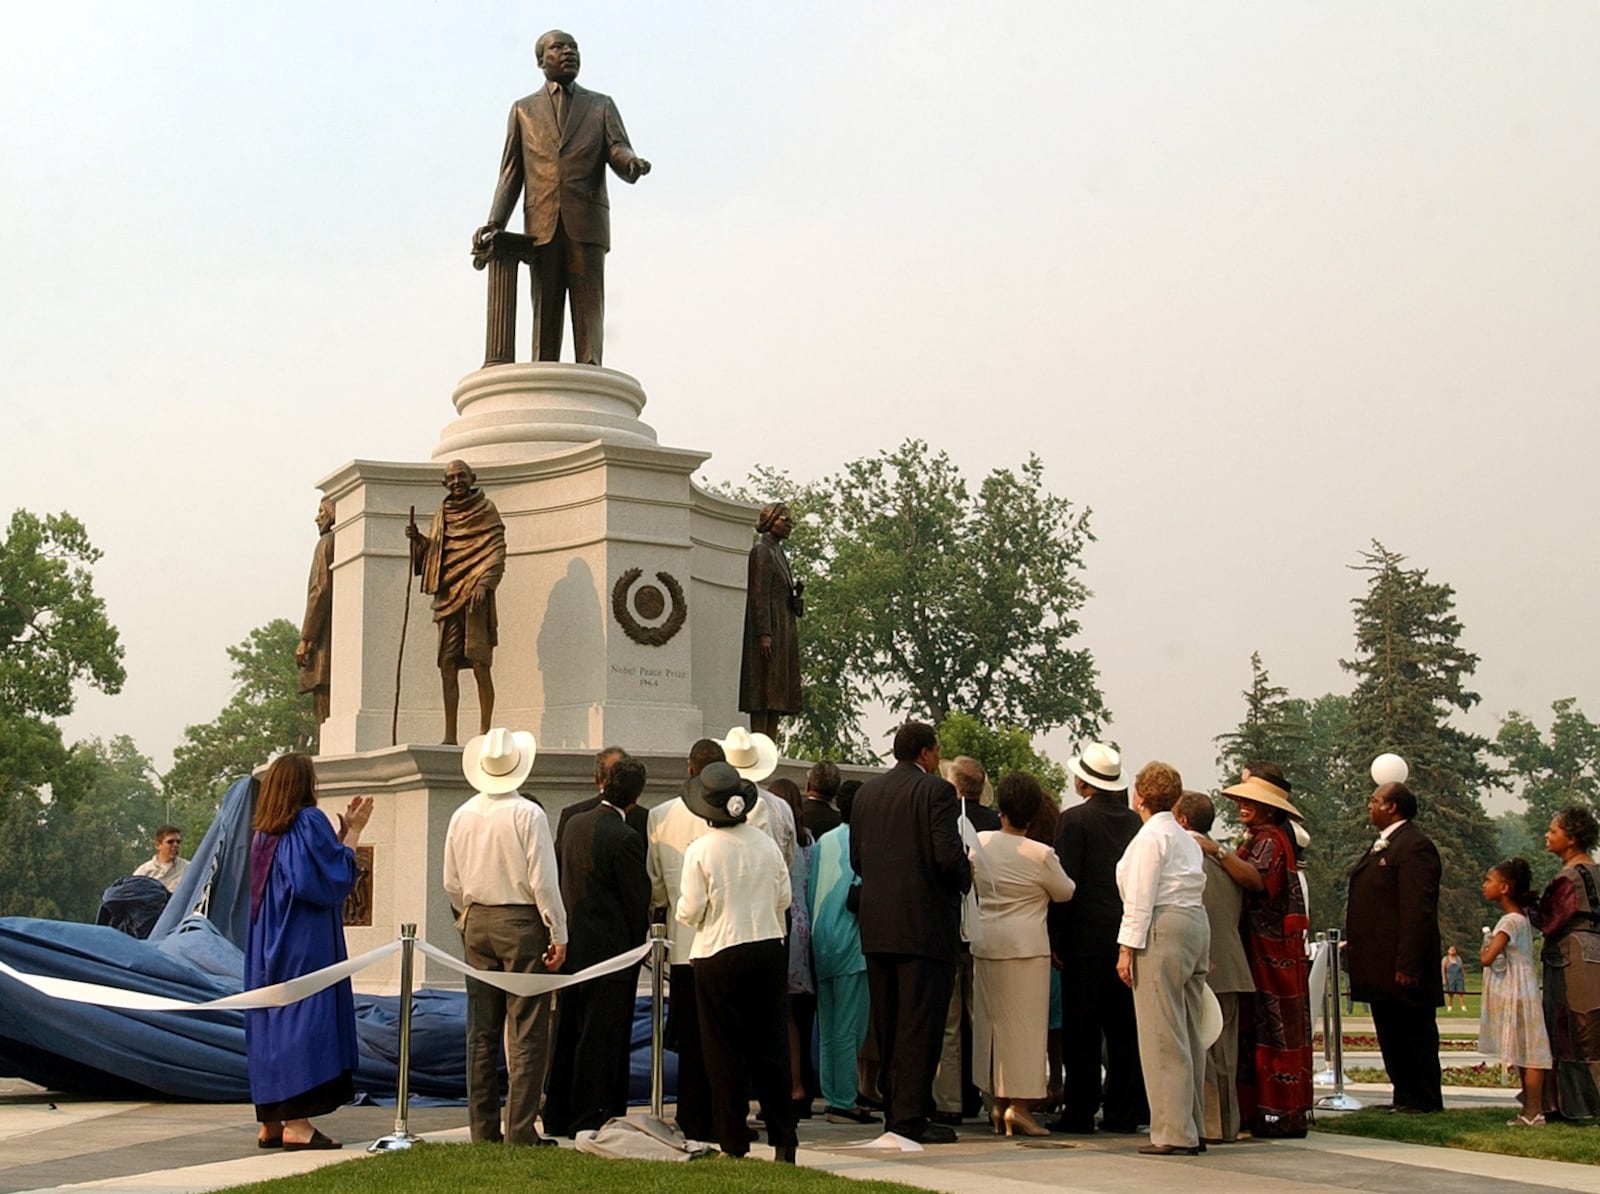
[1214,651,1310,786]
[1337,541,1497,951]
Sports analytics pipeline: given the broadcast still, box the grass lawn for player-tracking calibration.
[214,1143,924,1194]
[1346,1064,1517,1089]
[1316,1107,1600,1166]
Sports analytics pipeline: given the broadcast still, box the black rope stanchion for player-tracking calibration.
[1315,928,1362,1111]
[369,924,422,1151]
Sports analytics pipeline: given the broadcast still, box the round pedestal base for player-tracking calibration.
[434,362,659,465]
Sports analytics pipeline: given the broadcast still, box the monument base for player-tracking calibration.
[316,364,754,756]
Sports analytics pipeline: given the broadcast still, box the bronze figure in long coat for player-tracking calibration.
[739,503,803,739]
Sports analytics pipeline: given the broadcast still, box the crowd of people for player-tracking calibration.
[234,722,1600,1157]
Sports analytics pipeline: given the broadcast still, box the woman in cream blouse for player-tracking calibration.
[970,772,1077,1136]
[676,761,797,1161]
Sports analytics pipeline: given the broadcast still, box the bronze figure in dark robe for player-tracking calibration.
[739,502,803,739]
[406,460,506,745]
[296,499,336,726]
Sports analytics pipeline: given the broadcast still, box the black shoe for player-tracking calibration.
[1138,1143,1200,1156]
[930,1110,965,1126]
[774,1143,797,1164]
[1047,1117,1096,1134]
[892,1120,958,1144]
[825,1106,882,1125]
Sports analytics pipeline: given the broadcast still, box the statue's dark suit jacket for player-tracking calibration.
[488,82,642,249]
[1345,820,1444,1008]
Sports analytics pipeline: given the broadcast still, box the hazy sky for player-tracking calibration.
[4,3,1596,804]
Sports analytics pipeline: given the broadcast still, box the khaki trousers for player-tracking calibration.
[462,904,553,1143]
[1129,904,1210,1149]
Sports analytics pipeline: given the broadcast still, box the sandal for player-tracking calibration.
[283,1128,342,1151]
[1507,1114,1545,1127]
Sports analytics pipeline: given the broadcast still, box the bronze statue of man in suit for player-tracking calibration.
[475,29,650,366]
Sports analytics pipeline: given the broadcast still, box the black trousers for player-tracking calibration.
[866,952,955,1136]
[667,963,713,1140]
[1059,954,1149,1131]
[695,939,796,1157]
[1371,999,1443,1111]
[541,970,639,1136]
[529,218,606,365]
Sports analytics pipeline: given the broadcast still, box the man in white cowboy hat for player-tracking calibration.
[443,727,567,1145]
[1046,742,1149,1135]
[717,725,796,871]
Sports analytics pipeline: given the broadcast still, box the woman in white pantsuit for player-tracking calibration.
[1115,761,1211,1156]
[970,772,1077,1136]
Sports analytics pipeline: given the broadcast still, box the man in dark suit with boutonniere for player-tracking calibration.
[850,721,971,1143]
[1345,782,1444,1114]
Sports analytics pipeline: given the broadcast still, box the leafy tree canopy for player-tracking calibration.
[0,735,162,921]
[1495,698,1600,888]
[937,711,1069,795]
[0,509,125,797]
[714,442,1106,763]
[163,619,316,827]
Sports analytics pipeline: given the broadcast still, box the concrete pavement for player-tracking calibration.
[4,1078,1596,1194]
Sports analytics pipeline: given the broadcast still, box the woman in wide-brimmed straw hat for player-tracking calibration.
[1197,766,1312,1138]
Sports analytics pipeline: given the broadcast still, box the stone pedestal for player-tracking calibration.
[315,364,753,757]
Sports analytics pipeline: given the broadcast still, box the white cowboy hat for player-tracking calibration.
[1066,743,1125,792]
[1220,774,1305,822]
[1198,984,1224,1049]
[717,726,778,784]
[462,727,537,795]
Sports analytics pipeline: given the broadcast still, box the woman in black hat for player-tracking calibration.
[676,761,799,1161]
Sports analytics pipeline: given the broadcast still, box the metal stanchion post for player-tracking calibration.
[1315,928,1362,1111]
[648,923,668,1123]
[1313,932,1337,1086]
[370,924,422,1151]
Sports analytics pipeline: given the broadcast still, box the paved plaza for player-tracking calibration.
[4,1076,1598,1194]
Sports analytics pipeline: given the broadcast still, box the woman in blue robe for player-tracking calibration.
[246,753,372,1150]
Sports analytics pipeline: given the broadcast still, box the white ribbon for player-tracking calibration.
[417,940,654,996]
[0,940,402,1012]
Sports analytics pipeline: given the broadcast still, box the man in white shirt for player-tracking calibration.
[1115,761,1209,1157]
[133,825,188,893]
[443,728,567,1146]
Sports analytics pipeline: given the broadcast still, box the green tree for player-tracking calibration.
[937,711,1069,795]
[1214,651,1311,787]
[1336,541,1498,951]
[1494,698,1600,888]
[0,735,163,921]
[0,510,125,799]
[163,619,316,828]
[715,443,1106,763]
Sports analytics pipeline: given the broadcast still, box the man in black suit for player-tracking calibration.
[1346,781,1444,1114]
[542,757,652,1136]
[1048,743,1149,1134]
[477,29,650,366]
[802,760,843,839]
[849,721,971,1143]
[555,746,641,855]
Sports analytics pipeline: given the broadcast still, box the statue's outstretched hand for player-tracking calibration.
[628,158,651,182]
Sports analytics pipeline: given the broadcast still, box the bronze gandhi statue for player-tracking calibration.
[406,461,506,746]
[296,498,336,726]
[474,29,650,367]
[739,502,804,740]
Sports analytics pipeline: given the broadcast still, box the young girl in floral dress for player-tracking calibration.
[1480,858,1552,1126]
